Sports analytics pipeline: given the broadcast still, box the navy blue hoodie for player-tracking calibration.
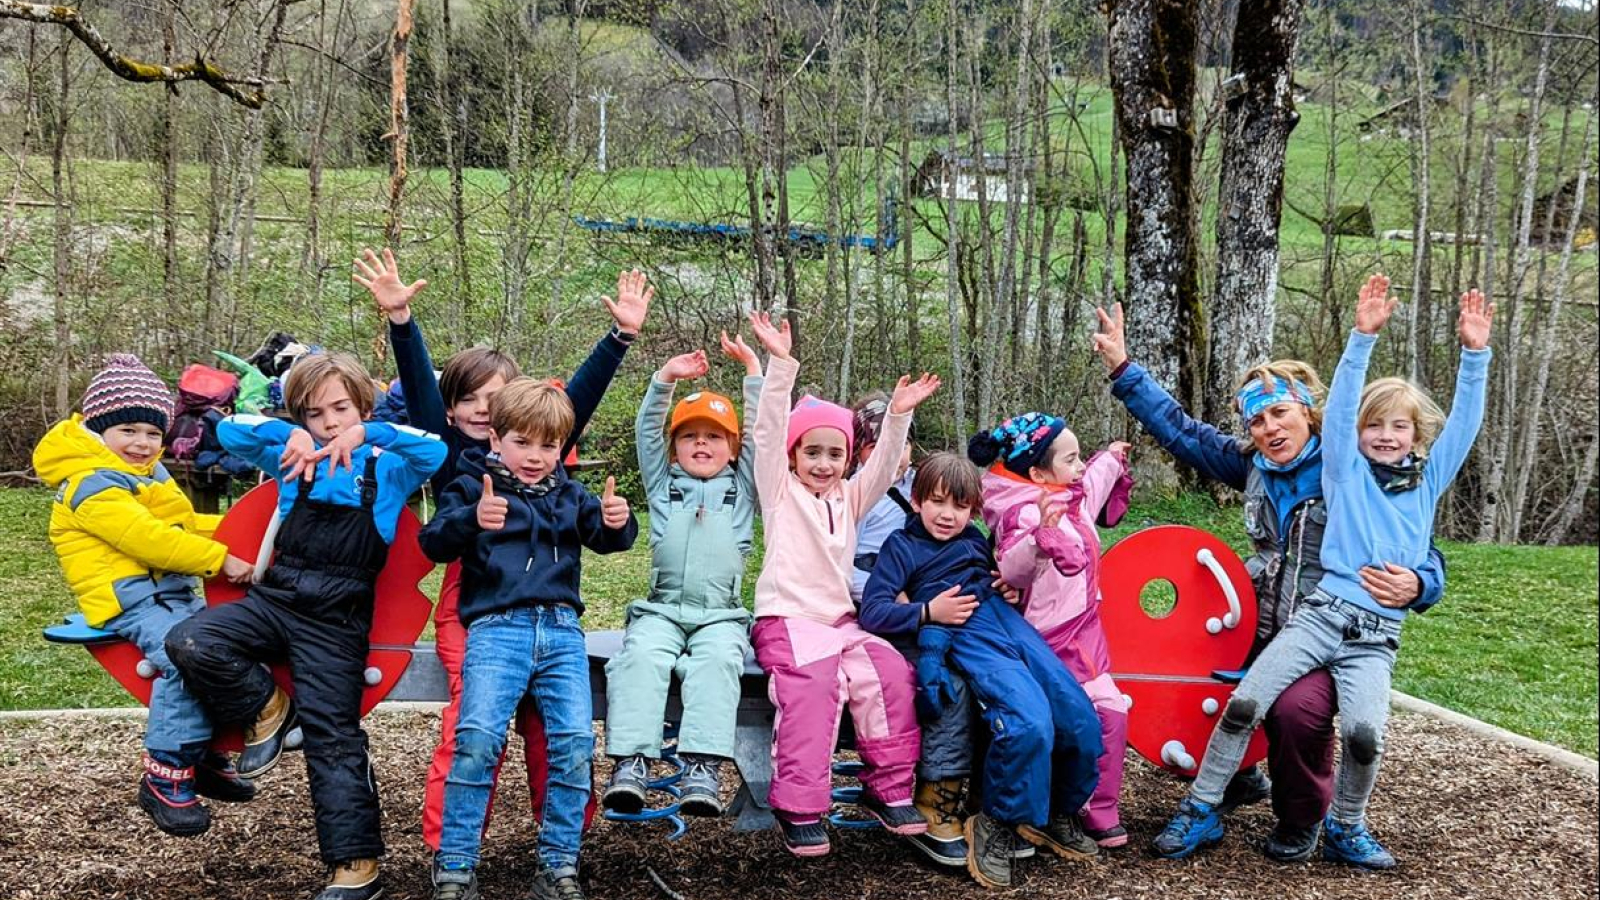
[859,516,1000,638]
[418,451,638,625]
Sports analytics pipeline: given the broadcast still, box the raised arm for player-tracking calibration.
[1079,445,1130,515]
[355,247,451,437]
[848,373,937,516]
[748,312,796,508]
[723,329,764,499]
[1425,290,1494,490]
[563,270,652,455]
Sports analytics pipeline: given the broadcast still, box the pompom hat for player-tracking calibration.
[967,412,1067,477]
[81,353,174,435]
[787,395,854,456]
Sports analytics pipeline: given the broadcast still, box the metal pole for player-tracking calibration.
[590,89,614,172]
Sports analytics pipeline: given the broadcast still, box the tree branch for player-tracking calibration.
[1437,13,1598,48]
[0,0,270,108]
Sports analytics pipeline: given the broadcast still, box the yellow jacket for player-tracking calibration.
[33,416,228,627]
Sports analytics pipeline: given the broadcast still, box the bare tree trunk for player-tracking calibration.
[967,19,1000,427]
[993,0,1035,412]
[1538,424,1599,546]
[1476,1,1558,543]
[1405,0,1433,387]
[160,3,180,366]
[435,0,471,323]
[943,0,967,432]
[235,0,291,288]
[1107,0,1203,415]
[500,1,534,339]
[1204,0,1304,427]
[825,2,850,397]
[51,32,71,417]
[0,32,40,270]
[899,50,918,366]
[384,0,415,248]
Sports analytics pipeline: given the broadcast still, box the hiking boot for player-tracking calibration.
[1017,813,1099,860]
[859,791,929,836]
[1151,798,1223,859]
[1263,819,1321,863]
[776,814,830,857]
[431,858,479,900]
[964,811,1018,889]
[196,750,257,803]
[239,688,297,779]
[601,754,649,814]
[1321,815,1396,870]
[312,859,382,900]
[137,753,211,838]
[909,779,967,867]
[530,864,585,900]
[677,755,724,818]
[1218,765,1272,816]
[1085,823,1129,849]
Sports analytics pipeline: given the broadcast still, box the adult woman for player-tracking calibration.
[1090,305,1444,862]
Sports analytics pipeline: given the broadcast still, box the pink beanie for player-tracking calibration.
[787,395,854,455]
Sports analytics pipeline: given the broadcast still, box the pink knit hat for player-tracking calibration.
[787,395,854,455]
[81,353,174,434]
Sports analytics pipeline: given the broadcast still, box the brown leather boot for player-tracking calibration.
[238,687,296,778]
[313,858,382,900]
[909,779,968,866]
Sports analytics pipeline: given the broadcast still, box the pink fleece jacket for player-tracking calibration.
[753,355,912,624]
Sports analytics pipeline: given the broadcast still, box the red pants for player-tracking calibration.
[420,564,596,851]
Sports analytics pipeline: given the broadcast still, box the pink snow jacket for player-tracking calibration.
[981,450,1128,684]
[753,355,912,625]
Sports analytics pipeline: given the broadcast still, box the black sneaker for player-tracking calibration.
[602,755,649,814]
[196,751,257,803]
[776,815,830,857]
[137,760,211,838]
[530,865,585,900]
[964,812,1018,889]
[1263,819,1321,863]
[678,756,724,817]
[238,693,298,779]
[859,792,929,836]
[1218,765,1272,816]
[431,859,479,900]
[1017,813,1099,860]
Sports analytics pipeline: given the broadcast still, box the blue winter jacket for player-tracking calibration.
[859,516,1000,638]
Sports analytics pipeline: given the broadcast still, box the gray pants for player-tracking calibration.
[1190,591,1401,825]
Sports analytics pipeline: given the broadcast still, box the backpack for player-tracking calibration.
[167,364,239,461]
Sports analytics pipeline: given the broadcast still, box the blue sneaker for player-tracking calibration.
[1151,798,1223,859]
[1321,815,1396,870]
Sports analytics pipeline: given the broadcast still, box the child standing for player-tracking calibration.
[33,354,258,837]
[968,413,1132,848]
[602,335,762,817]
[418,379,637,900]
[861,453,1105,889]
[745,311,940,857]
[167,353,447,900]
[1153,277,1494,869]
[353,247,649,850]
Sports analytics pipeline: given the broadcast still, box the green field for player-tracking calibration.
[3,486,1594,758]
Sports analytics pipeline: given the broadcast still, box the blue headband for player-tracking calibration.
[1238,376,1315,421]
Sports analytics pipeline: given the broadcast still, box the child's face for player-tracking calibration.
[302,378,363,444]
[450,374,510,442]
[1248,402,1313,466]
[857,439,913,482]
[1360,412,1415,464]
[101,422,165,468]
[914,487,974,541]
[491,428,562,485]
[1029,430,1085,487]
[790,428,849,494]
[673,424,734,479]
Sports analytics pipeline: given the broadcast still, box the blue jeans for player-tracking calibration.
[438,605,593,872]
[104,587,212,754]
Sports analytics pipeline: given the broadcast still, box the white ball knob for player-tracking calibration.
[1161,739,1196,771]
[285,726,304,751]
[1202,698,1220,716]
[1122,693,1134,710]
[135,660,158,679]
[1206,617,1223,634]
[364,666,382,686]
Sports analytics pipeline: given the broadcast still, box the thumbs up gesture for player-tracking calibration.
[477,474,509,530]
[600,476,630,530]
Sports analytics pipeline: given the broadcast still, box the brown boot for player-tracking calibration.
[909,779,968,867]
[313,858,381,900]
[238,688,296,778]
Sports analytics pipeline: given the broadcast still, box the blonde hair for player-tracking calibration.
[490,377,574,445]
[283,353,375,423]
[1236,359,1327,434]
[1359,377,1445,456]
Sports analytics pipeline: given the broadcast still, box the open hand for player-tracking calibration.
[280,429,319,483]
[601,476,630,530]
[1458,288,1495,350]
[1091,302,1128,371]
[890,372,941,414]
[1355,274,1398,335]
[720,330,761,376]
[927,584,978,626]
[352,247,427,325]
[660,350,709,384]
[603,269,654,335]
[477,475,508,530]
[747,311,792,360]
[1107,440,1132,463]
[1037,489,1065,530]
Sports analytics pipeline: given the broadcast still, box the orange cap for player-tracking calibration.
[670,390,740,453]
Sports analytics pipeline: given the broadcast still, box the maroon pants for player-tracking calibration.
[1263,668,1337,830]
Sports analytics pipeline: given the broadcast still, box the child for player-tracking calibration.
[32,354,257,837]
[968,413,1133,849]
[353,247,649,850]
[602,334,762,817]
[1153,277,1494,869]
[166,353,447,900]
[860,453,1105,889]
[418,379,637,900]
[744,311,940,857]
[849,391,916,606]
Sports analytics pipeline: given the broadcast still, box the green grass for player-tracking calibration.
[3,485,1595,758]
